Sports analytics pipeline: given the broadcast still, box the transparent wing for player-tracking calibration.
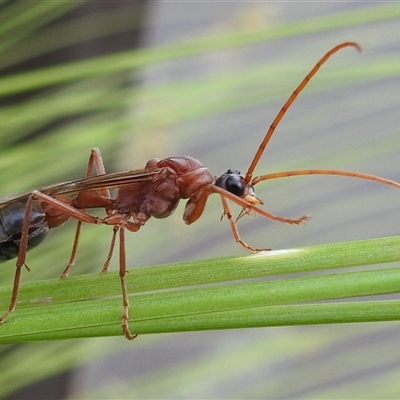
[0,168,163,205]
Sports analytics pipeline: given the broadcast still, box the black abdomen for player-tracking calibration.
[0,200,49,262]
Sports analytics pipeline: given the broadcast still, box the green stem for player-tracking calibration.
[0,236,399,342]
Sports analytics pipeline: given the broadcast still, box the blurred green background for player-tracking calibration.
[1,2,400,399]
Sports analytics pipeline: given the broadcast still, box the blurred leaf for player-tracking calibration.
[1,1,400,399]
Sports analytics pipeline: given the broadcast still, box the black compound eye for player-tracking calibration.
[215,170,244,197]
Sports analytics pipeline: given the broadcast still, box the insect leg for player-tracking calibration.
[62,148,111,277]
[102,225,119,272]
[212,185,309,225]
[117,224,137,340]
[0,194,38,323]
[219,194,271,252]
[0,191,101,324]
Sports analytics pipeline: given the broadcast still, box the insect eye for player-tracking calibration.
[215,171,244,197]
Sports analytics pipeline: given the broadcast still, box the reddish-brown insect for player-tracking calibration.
[1,41,399,340]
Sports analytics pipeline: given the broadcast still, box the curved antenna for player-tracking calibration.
[251,169,400,190]
[244,41,362,184]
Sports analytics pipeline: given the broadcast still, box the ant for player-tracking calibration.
[1,42,398,340]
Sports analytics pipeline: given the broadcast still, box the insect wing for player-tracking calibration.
[0,169,163,206]
[41,168,163,195]
[0,191,32,207]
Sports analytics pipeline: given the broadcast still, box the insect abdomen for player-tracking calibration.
[0,200,49,262]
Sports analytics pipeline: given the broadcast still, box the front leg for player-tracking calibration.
[182,187,212,225]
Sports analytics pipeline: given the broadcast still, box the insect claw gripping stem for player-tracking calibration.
[117,226,137,340]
